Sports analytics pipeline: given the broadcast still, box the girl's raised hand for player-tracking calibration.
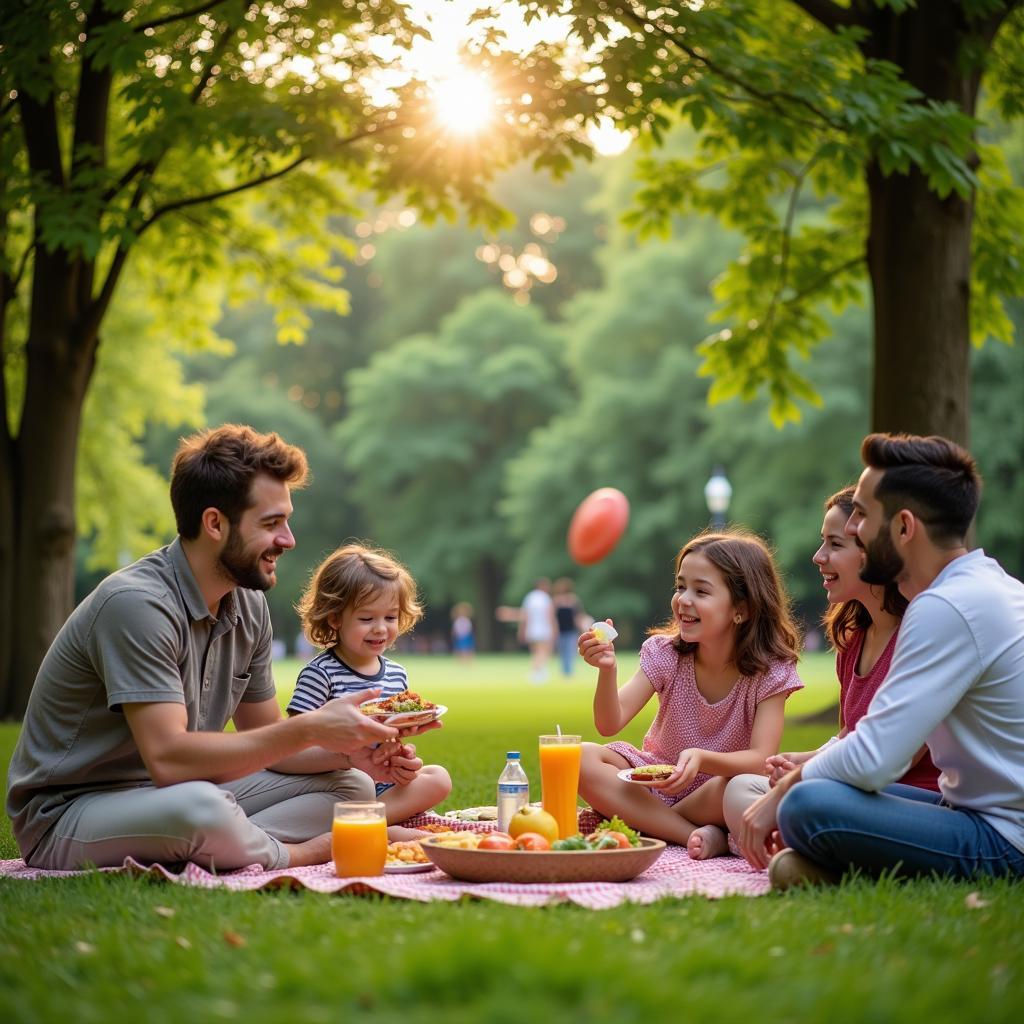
[578,619,617,669]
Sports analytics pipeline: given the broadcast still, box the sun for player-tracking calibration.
[432,70,495,135]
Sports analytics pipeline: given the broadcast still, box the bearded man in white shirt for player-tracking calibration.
[739,432,1024,889]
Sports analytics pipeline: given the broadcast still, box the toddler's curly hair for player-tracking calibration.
[296,543,423,648]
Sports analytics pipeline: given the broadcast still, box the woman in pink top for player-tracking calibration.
[723,488,940,846]
[578,530,804,859]
[764,486,939,789]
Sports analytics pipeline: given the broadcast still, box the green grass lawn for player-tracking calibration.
[2,653,1022,1023]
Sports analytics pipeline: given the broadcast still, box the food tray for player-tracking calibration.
[420,837,665,884]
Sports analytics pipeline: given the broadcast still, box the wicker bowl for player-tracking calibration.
[421,837,665,884]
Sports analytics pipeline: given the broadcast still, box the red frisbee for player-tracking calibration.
[567,487,630,565]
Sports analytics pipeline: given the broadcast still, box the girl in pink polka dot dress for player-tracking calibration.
[578,530,804,860]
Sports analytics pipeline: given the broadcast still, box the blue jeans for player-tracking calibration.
[558,632,577,676]
[778,779,1024,880]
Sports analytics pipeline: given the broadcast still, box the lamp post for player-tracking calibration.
[704,465,732,530]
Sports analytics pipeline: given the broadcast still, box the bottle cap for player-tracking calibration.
[506,751,520,759]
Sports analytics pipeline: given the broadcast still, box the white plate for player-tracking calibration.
[443,806,498,822]
[384,860,436,874]
[616,766,674,787]
[359,701,448,728]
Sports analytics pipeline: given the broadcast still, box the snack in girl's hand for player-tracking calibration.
[629,765,675,784]
[590,621,619,644]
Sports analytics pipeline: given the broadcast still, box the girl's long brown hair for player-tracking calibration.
[649,528,802,677]
[821,487,907,651]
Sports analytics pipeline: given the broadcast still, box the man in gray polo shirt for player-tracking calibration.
[7,425,421,871]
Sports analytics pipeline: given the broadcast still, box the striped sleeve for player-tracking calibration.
[287,661,332,714]
[380,659,409,695]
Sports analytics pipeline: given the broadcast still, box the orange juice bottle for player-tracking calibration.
[332,802,387,877]
[539,735,582,838]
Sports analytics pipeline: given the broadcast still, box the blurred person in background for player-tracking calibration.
[553,577,590,678]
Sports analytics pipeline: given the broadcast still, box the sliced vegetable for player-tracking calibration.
[552,836,590,851]
[595,815,642,846]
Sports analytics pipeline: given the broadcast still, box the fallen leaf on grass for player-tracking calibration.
[811,942,834,956]
[839,923,855,934]
[223,930,246,948]
[74,941,95,955]
[176,936,192,950]
[154,906,175,919]
[964,892,989,910]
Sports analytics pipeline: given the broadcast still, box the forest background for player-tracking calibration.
[80,130,1024,657]
[5,1,1023,685]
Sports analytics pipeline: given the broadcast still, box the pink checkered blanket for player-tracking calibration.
[0,810,769,908]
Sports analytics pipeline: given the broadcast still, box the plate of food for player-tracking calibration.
[385,838,441,873]
[384,861,436,874]
[359,691,447,728]
[443,806,498,822]
[420,834,666,884]
[617,765,676,787]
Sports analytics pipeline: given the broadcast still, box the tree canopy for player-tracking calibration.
[0,0,592,715]
[518,0,1024,438]
[4,1,1024,713]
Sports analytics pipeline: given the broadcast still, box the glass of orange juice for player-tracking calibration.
[332,801,388,877]
[539,734,582,838]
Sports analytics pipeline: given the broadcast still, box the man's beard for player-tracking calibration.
[859,521,904,586]
[218,530,280,591]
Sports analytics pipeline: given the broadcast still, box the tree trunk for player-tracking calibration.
[866,164,973,445]
[0,249,96,719]
[474,555,504,652]
[859,1,999,447]
[5,375,91,720]
[0,400,13,719]
[0,229,14,720]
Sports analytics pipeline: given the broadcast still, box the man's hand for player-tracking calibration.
[660,748,703,796]
[766,750,817,787]
[739,766,802,868]
[307,690,399,754]
[350,741,423,786]
[397,718,443,741]
[382,742,423,786]
[766,754,799,786]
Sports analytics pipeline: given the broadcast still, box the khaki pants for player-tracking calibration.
[30,768,375,872]
[723,773,771,838]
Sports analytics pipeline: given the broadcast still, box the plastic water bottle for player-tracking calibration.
[497,752,530,832]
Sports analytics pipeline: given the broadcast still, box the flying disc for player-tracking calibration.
[567,487,630,565]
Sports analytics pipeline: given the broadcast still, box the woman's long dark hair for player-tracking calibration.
[822,487,907,651]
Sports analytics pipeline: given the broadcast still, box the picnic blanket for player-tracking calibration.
[0,810,770,908]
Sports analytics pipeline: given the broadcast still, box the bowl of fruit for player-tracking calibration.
[421,813,665,884]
